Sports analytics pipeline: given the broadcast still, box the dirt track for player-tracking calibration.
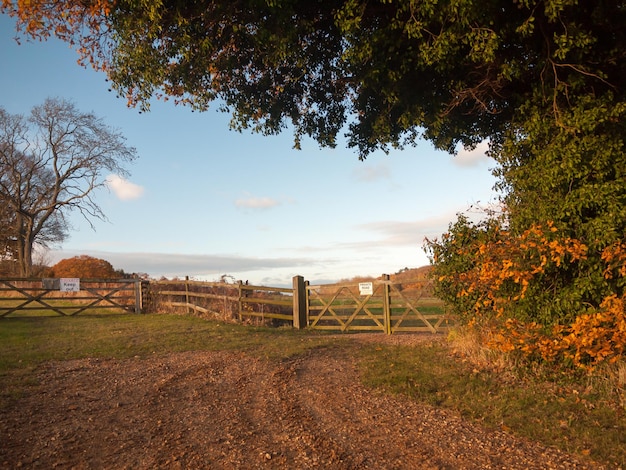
[0,338,605,469]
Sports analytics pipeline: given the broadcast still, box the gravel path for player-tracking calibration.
[0,342,604,469]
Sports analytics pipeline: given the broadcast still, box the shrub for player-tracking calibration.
[426,215,626,370]
[50,255,118,279]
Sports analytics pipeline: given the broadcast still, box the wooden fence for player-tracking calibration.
[0,275,453,334]
[147,275,453,334]
[0,278,142,317]
[146,278,293,324]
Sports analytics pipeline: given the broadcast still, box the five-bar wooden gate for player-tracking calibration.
[304,275,452,334]
[0,278,142,317]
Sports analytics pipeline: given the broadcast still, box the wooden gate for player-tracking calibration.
[0,278,142,317]
[306,275,452,334]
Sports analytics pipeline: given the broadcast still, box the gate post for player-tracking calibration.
[292,275,307,329]
[382,274,392,335]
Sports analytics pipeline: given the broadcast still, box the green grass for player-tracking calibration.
[0,314,623,468]
[0,314,344,412]
[0,314,339,372]
[0,299,130,317]
[405,304,446,315]
[358,340,626,468]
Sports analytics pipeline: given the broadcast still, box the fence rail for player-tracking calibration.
[147,278,293,324]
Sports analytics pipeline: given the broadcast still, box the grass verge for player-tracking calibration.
[358,339,625,468]
[0,314,339,372]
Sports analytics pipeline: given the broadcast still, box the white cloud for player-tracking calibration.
[454,141,491,167]
[235,193,280,209]
[106,174,145,200]
[48,249,316,280]
[353,161,391,183]
[352,208,497,249]
[355,214,456,247]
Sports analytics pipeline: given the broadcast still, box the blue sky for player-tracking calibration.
[0,14,499,286]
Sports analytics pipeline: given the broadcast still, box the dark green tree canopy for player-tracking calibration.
[3,0,625,157]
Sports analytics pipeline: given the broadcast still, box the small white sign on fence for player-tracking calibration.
[358,282,373,296]
[60,278,80,292]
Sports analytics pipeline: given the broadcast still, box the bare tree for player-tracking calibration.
[0,98,137,276]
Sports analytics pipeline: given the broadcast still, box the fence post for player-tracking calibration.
[292,275,307,329]
[382,274,392,335]
[185,276,190,314]
[237,280,243,322]
[134,279,142,314]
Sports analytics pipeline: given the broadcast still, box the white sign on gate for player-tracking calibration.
[60,278,80,292]
[358,282,373,296]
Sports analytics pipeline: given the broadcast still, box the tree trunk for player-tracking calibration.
[20,240,33,277]
[16,214,33,277]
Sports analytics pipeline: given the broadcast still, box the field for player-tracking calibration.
[0,314,623,469]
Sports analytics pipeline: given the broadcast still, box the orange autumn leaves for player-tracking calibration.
[435,222,626,369]
[1,0,113,69]
[487,294,626,369]
[50,255,118,279]
[1,0,113,39]
[461,222,587,311]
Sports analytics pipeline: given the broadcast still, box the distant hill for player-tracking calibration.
[334,265,435,296]
[386,266,434,296]
[387,266,433,283]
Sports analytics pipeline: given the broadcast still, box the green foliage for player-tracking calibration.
[425,214,499,320]
[106,0,348,150]
[495,95,626,247]
[5,1,625,157]
[488,92,626,325]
